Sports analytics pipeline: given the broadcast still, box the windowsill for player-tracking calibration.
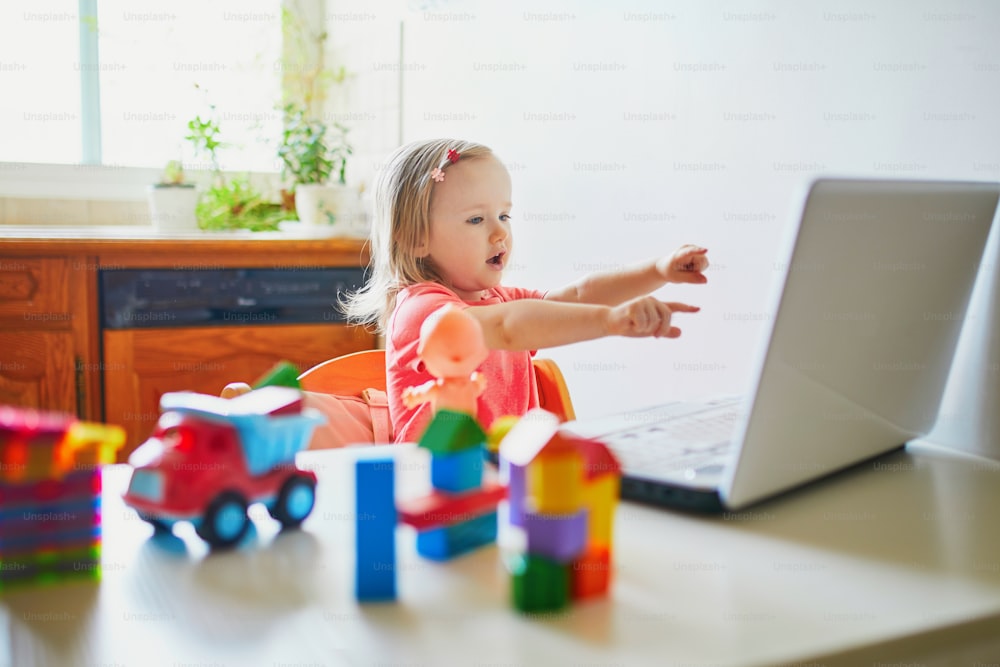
[0,163,284,225]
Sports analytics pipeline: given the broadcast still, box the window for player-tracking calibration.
[0,0,284,172]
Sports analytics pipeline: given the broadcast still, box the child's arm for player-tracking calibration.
[545,245,709,306]
[464,295,699,352]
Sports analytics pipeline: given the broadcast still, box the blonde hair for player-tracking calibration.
[340,138,494,331]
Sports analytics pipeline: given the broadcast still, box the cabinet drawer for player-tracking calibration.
[0,257,72,326]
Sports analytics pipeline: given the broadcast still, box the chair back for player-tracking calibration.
[298,349,575,423]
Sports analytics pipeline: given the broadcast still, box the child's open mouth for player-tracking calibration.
[487,251,505,269]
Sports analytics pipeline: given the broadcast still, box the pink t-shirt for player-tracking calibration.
[386,282,545,443]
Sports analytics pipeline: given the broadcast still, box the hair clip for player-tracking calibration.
[430,167,445,182]
[447,148,460,163]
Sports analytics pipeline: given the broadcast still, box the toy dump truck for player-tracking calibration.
[123,386,324,549]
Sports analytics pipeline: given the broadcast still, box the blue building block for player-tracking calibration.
[355,458,397,601]
[431,445,484,493]
[416,511,498,561]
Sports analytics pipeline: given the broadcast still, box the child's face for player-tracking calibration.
[421,155,512,301]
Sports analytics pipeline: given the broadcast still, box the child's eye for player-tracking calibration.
[500,214,512,222]
[467,216,483,225]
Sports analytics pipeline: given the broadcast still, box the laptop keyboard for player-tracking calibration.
[598,397,744,477]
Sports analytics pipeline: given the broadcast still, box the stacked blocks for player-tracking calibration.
[397,410,505,561]
[498,409,621,613]
[0,406,125,592]
[355,457,397,601]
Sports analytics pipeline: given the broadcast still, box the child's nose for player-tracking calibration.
[490,221,507,242]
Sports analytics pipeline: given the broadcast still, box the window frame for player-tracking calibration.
[0,0,315,203]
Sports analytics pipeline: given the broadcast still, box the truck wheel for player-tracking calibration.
[270,474,316,528]
[138,512,171,534]
[196,492,250,549]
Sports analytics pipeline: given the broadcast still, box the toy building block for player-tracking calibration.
[526,437,583,515]
[526,450,583,515]
[523,509,588,563]
[499,456,527,527]
[486,415,519,454]
[497,409,562,469]
[496,500,527,555]
[576,437,622,481]
[508,552,571,613]
[580,473,619,548]
[417,410,487,456]
[252,361,302,390]
[571,545,612,600]
[396,483,506,531]
[498,409,562,525]
[0,405,124,592]
[416,511,498,561]
[355,458,396,601]
[431,444,485,493]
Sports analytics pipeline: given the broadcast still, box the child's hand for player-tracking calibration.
[657,245,710,284]
[608,296,700,339]
[221,382,252,399]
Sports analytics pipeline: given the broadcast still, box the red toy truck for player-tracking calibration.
[123,386,324,549]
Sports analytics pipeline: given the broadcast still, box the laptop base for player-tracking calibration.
[621,476,725,513]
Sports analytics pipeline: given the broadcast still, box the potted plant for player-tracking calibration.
[278,103,357,231]
[148,159,199,233]
[186,111,289,232]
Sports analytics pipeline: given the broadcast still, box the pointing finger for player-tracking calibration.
[665,302,701,313]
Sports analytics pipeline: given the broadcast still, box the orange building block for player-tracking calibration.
[571,545,612,599]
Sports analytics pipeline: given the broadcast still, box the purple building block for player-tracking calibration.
[523,509,587,563]
[500,457,526,526]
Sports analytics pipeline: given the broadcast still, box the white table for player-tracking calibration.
[2,441,999,666]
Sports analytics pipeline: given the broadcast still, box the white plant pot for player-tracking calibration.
[294,183,366,236]
[148,184,198,232]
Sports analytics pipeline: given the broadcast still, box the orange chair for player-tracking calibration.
[297,349,576,432]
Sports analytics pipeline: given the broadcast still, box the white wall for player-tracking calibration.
[335,0,1000,421]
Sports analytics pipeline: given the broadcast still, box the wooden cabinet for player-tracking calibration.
[0,256,100,417]
[0,231,376,459]
[104,323,374,449]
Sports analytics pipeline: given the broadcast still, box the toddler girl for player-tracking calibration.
[341,139,709,443]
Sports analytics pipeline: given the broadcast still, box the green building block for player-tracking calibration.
[418,410,486,455]
[0,544,102,593]
[509,553,570,613]
[253,361,302,390]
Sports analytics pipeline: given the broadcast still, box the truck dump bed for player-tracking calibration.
[160,387,325,475]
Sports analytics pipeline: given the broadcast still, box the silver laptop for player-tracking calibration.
[563,178,1000,512]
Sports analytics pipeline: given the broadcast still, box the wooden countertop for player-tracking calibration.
[0,226,370,268]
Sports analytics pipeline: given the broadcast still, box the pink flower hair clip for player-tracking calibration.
[430,149,460,183]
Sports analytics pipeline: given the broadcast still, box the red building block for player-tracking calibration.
[571,545,613,600]
[397,483,507,531]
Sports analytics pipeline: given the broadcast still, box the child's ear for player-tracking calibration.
[412,235,429,257]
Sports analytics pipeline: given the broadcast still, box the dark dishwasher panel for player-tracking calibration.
[100,267,366,329]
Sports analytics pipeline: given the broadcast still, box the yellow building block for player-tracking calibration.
[527,450,583,515]
[581,474,620,547]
